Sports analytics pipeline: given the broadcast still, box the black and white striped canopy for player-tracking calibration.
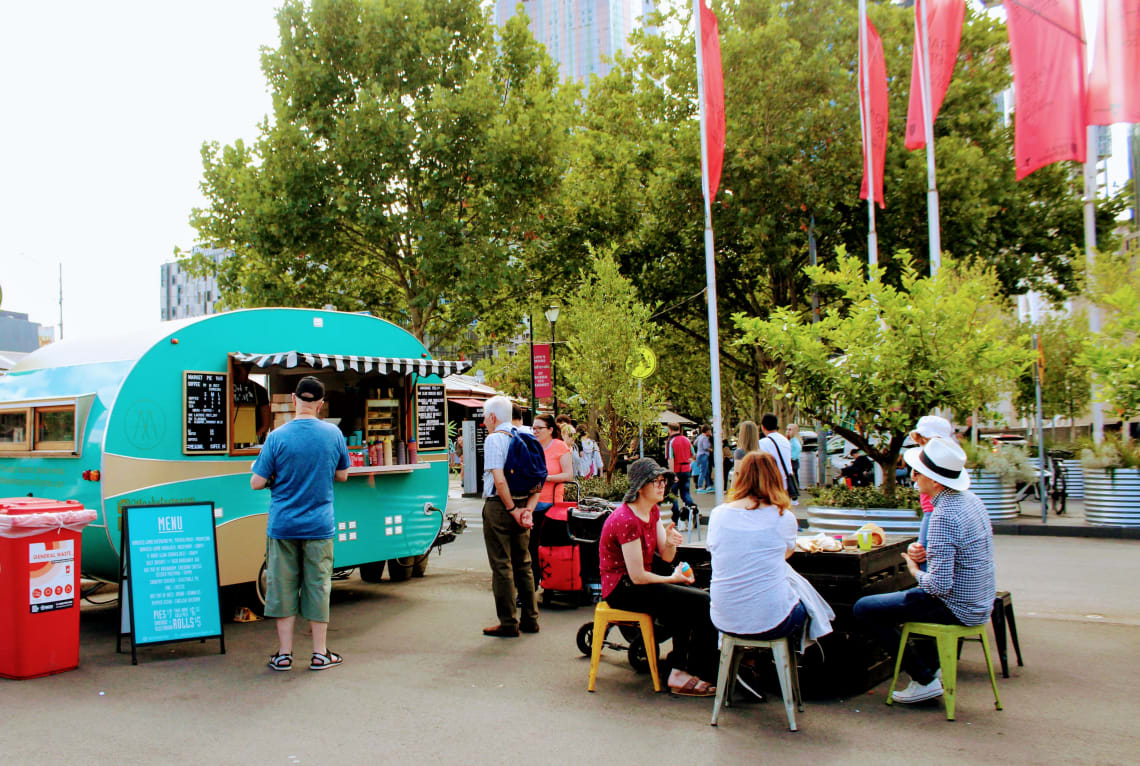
[230,351,470,377]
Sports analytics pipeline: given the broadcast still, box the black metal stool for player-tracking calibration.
[958,590,1023,678]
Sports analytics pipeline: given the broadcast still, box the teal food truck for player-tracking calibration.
[0,308,467,606]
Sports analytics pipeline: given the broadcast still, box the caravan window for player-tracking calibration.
[0,409,31,450]
[35,406,76,450]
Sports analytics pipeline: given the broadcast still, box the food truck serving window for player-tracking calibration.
[0,398,86,454]
[225,351,470,463]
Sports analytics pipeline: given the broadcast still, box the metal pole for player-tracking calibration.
[528,314,537,416]
[1034,333,1048,522]
[810,218,824,487]
[917,0,942,275]
[550,319,558,417]
[858,0,879,272]
[1084,125,1105,444]
[694,0,726,504]
[638,379,644,459]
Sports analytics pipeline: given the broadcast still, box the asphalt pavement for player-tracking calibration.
[5,483,1139,766]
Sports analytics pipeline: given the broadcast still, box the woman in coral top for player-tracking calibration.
[597,458,719,696]
[528,414,575,587]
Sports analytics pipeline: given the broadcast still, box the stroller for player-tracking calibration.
[536,484,608,607]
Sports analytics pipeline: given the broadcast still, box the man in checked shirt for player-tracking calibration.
[854,436,996,704]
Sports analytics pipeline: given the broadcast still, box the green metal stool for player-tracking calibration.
[886,621,1003,721]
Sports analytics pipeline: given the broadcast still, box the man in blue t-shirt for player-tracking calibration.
[251,376,350,672]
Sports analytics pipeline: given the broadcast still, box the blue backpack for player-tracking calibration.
[504,428,548,496]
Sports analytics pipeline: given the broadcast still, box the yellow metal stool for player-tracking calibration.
[586,601,661,693]
[886,621,1003,720]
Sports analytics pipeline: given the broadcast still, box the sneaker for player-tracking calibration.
[891,677,943,704]
[520,621,540,634]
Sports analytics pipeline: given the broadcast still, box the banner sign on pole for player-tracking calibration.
[117,502,225,665]
[533,343,552,399]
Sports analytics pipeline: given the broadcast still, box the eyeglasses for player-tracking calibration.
[533,425,550,431]
[650,477,668,486]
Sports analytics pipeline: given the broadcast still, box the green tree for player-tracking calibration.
[189,0,575,348]
[562,247,663,475]
[736,253,1030,499]
[533,0,1117,423]
[1014,312,1091,442]
[1082,253,1140,420]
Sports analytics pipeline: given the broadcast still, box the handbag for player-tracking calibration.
[763,436,800,500]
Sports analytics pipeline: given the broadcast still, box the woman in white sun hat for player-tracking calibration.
[909,415,954,570]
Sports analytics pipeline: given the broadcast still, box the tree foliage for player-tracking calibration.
[561,247,663,475]
[736,253,1030,498]
[189,0,574,347]
[1014,312,1091,440]
[1082,252,1140,420]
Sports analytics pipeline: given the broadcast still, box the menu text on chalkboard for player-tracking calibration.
[415,383,448,450]
[184,371,228,454]
[117,502,225,664]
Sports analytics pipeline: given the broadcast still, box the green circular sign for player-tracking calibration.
[628,347,657,379]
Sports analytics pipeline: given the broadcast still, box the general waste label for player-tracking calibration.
[29,540,75,613]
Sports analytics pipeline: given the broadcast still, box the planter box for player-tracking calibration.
[805,506,921,535]
[969,470,1018,521]
[1082,467,1140,527]
[1063,459,1084,499]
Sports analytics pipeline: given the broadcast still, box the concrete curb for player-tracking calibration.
[991,522,1140,540]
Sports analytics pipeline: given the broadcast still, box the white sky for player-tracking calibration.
[1,1,281,339]
[0,0,1131,342]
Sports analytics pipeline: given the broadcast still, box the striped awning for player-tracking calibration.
[230,351,470,377]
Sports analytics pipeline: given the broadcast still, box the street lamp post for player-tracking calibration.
[544,305,560,417]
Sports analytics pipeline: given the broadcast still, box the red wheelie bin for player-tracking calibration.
[0,498,97,679]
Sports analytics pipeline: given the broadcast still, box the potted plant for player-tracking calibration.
[1079,439,1140,527]
[805,484,922,535]
[962,442,1035,522]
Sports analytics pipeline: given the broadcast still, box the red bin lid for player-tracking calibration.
[0,498,85,515]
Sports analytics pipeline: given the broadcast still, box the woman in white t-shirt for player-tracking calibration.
[707,451,807,639]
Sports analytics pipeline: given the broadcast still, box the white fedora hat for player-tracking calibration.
[912,415,953,441]
[904,436,970,491]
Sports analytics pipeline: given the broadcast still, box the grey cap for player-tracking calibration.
[623,458,674,503]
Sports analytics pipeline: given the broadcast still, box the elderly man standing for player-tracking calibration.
[251,376,350,672]
[480,395,541,637]
[853,437,995,704]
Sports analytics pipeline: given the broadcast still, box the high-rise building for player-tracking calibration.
[160,247,230,321]
[494,0,658,83]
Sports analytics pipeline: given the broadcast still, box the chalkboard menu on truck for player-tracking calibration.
[183,371,228,454]
[415,383,447,450]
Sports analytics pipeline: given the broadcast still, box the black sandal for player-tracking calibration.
[267,652,293,672]
[309,650,343,671]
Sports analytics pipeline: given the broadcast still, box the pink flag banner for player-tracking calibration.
[860,18,888,208]
[905,0,965,150]
[1087,0,1140,125]
[533,343,552,399]
[700,0,726,200]
[1004,0,1087,179]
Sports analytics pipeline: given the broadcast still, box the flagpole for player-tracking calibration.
[1084,124,1105,444]
[858,0,879,272]
[917,0,943,276]
[694,0,725,504]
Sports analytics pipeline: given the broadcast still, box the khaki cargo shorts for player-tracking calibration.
[264,538,335,622]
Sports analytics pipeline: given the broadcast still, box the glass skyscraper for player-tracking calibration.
[494,0,659,82]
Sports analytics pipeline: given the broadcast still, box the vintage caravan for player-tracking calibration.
[0,309,466,604]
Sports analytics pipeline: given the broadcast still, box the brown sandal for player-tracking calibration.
[669,676,716,697]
